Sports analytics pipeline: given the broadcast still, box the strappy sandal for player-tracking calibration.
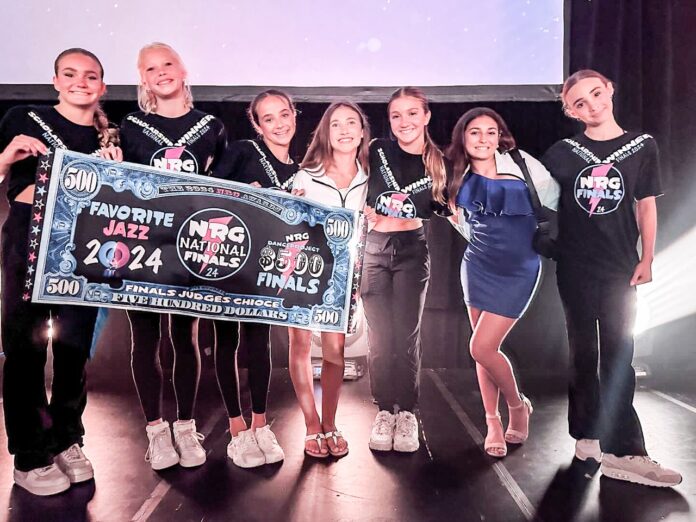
[324,430,349,458]
[484,414,507,458]
[304,433,329,458]
[505,394,533,444]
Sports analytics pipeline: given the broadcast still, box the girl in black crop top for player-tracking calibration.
[363,87,448,454]
[0,48,119,496]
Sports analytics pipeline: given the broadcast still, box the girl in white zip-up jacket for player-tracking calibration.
[289,100,372,458]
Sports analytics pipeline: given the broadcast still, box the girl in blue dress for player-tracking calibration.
[446,107,559,457]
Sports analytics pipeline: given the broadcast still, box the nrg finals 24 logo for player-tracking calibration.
[573,163,625,216]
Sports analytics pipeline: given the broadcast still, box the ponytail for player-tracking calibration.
[423,127,447,205]
[93,105,119,148]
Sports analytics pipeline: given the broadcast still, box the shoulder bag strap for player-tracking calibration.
[508,148,542,210]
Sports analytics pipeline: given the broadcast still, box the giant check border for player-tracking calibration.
[27,150,366,333]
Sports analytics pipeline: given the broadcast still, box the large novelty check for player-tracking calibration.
[27,150,365,333]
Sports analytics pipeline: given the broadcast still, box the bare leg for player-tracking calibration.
[320,332,347,455]
[468,308,501,417]
[469,311,521,407]
[468,307,505,456]
[288,328,326,456]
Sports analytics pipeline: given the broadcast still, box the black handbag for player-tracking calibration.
[508,149,559,260]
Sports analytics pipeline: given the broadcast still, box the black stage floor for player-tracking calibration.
[0,360,694,522]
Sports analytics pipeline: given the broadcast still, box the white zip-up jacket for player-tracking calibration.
[292,161,368,211]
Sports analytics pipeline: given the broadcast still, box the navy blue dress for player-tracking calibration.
[456,172,541,319]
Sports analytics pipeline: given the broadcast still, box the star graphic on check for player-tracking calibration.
[38,173,48,183]
[30,239,38,248]
[31,226,40,235]
[36,186,46,196]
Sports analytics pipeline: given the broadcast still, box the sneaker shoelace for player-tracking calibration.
[177,429,205,450]
[627,456,659,467]
[257,429,278,448]
[395,414,417,437]
[145,429,172,462]
[61,445,83,462]
[238,433,258,452]
[374,415,394,435]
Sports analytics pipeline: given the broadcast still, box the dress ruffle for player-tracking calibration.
[456,173,534,217]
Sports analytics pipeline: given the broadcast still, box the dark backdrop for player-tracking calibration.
[1,1,693,374]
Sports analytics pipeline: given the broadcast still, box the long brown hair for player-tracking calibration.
[54,48,118,148]
[388,87,446,205]
[301,100,370,174]
[445,107,516,210]
[561,69,612,115]
[136,42,194,115]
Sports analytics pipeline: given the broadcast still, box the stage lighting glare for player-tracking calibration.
[635,225,696,334]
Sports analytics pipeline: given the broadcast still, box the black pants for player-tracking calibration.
[127,311,200,422]
[214,320,271,418]
[361,228,430,412]
[557,266,646,456]
[1,203,97,471]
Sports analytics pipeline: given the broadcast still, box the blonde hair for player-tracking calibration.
[300,100,370,174]
[136,42,194,114]
[54,48,118,148]
[388,87,446,205]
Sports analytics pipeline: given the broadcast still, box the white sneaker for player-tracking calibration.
[14,464,70,496]
[227,429,266,468]
[601,454,682,488]
[145,421,180,470]
[255,425,284,464]
[369,410,395,451]
[393,411,419,453]
[173,419,206,468]
[54,444,94,483]
[575,438,602,462]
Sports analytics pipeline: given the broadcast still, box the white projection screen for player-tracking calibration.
[0,0,566,102]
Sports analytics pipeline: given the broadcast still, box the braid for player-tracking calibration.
[93,104,119,148]
[423,128,446,205]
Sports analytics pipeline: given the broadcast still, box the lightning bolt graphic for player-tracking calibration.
[199,216,234,273]
[164,146,186,160]
[588,163,614,216]
[277,240,309,295]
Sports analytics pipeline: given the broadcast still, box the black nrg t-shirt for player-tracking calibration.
[541,131,662,278]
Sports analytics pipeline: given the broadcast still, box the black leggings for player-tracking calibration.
[1,203,97,471]
[214,320,271,418]
[127,311,200,422]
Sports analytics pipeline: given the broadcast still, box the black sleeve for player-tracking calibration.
[119,118,135,163]
[206,118,228,174]
[635,138,663,200]
[211,140,247,181]
[539,143,560,178]
[0,106,26,153]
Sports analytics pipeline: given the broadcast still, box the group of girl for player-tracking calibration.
[0,43,681,497]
